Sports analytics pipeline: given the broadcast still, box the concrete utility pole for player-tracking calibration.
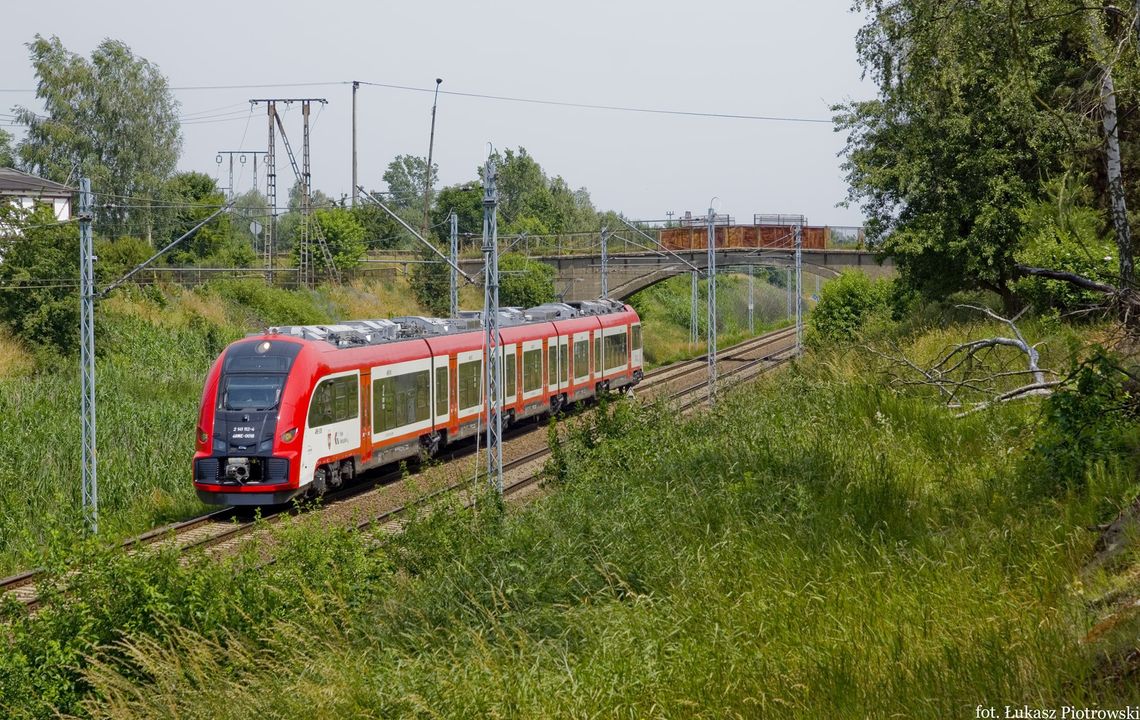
[748,265,755,333]
[795,222,803,353]
[690,270,699,344]
[450,210,459,318]
[423,78,442,238]
[600,226,609,298]
[78,178,97,534]
[481,157,504,495]
[351,80,359,207]
[706,205,718,404]
[786,267,792,318]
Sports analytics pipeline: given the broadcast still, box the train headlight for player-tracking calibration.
[280,428,298,443]
[198,429,208,444]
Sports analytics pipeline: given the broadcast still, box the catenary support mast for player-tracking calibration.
[481,158,503,495]
[79,178,97,534]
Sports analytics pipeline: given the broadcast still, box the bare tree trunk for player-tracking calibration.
[1091,10,1134,288]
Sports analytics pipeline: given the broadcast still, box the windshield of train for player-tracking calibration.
[221,375,285,411]
[218,339,301,411]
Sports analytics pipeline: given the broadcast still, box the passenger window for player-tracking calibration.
[372,371,428,432]
[309,375,358,427]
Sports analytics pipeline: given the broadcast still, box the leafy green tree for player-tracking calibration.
[277,181,339,251]
[231,188,268,249]
[94,236,151,282]
[836,0,1095,311]
[351,201,405,251]
[0,204,79,351]
[162,172,237,264]
[409,250,450,315]
[499,253,556,307]
[430,182,483,240]
[295,208,367,273]
[0,130,15,168]
[383,154,437,211]
[488,148,600,235]
[14,35,181,239]
[1013,182,1117,311]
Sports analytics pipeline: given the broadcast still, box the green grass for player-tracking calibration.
[0,276,432,576]
[2,318,1136,718]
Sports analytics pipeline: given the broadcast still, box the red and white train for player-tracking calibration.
[193,300,643,505]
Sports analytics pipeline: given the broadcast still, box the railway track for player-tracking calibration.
[1,327,799,610]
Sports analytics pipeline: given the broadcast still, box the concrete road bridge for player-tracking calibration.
[459,248,893,302]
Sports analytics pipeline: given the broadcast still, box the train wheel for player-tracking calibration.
[417,434,439,463]
[339,459,355,486]
[310,466,328,498]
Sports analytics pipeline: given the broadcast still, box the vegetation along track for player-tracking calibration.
[1,327,798,610]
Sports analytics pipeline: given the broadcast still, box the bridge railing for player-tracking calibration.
[98,265,398,290]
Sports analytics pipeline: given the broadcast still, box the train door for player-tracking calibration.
[301,370,362,488]
[431,354,449,433]
[503,344,517,407]
[521,339,544,401]
[456,350,483,422]
[631,323,642,368]
[547,335,559,395]
[572,332,590,388]
[593,329,603,381]
[558,336,569,391]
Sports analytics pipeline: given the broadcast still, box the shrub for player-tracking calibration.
[1031,350,1131,490]
[409,246,451,316]
[807,271,893,345]
[499,252,555,308]
[204,279,329,327]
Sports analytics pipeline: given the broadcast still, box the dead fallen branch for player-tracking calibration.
[870,305,1060,416]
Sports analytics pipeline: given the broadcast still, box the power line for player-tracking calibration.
[2,78,832,123]
[356,80,833,123]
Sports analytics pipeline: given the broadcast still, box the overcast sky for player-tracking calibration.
[1,1,874,226]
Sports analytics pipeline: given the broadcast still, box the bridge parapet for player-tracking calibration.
[459,248,893,302]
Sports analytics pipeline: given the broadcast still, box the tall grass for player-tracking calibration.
[1,320,1132,718]
[0,277,433,575]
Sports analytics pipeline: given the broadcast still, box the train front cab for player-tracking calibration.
[193,337,311,506]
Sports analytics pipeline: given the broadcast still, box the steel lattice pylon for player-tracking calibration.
[79,178,97,533]
[450,211,459,318]
[481,159,503,494]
